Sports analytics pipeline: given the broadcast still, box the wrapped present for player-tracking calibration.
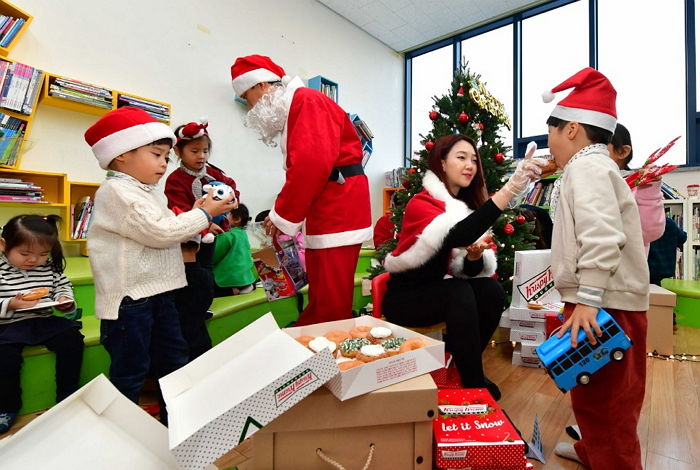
[430,353,463,389]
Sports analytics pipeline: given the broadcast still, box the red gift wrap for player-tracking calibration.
[434,388,528,469]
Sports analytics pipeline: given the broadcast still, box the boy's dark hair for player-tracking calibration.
[546,116,613,145]
[610,123,633,170]
[173,125,212,152]
[254,210,270,223]
[1,214,66,273]
[152,137,175,148]
[230,204,251,228]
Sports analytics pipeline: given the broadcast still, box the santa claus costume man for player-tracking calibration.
[231,54,372,326]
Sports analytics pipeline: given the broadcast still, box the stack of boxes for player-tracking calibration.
[501,250,563,368]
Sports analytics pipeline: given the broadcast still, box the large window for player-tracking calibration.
[409,45,453,159]
[521,1,588,138]
[461,25,514,152]
[405,0,699,167]
[599,0,686,166]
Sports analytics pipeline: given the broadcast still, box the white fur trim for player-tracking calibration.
[449,247,497,279]
[91,122,176,170]
[232,68,283,97]
[384,171,471,272]
[305,227,373,249]
[269,205,303,236]
[542,90,555,103]
[549,105,616,133]
[279,76,305,158]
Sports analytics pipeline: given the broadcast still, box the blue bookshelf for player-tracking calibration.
[349,113,373,168]
[307,75,338,103]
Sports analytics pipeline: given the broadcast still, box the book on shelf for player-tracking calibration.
[0,112,27,166]
[0,17,24,48]
[0,176,46,203]
[0,60,43,116]
[49,77,113,109]
[384,167,407,188]
[117,95,169,121]
[661,182,683,200]
[72,196,94,239]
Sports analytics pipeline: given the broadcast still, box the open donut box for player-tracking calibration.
[285,316,445,401]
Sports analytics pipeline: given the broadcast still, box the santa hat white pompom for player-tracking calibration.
[542,90,556,103]
[199,116,208,126]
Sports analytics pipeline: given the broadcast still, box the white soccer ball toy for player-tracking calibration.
[203,181,235,202]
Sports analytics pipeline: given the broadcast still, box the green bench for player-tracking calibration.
[660,278,700,328]
[18,250,376,414]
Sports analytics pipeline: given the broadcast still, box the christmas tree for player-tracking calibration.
[370,64,538,297]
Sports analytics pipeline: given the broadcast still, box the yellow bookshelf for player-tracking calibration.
[383,187,403,214]
[0,1,32,58]
[65,181,99,242]
[115,91,171,124]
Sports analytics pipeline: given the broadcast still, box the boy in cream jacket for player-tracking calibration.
[544,68,648,470]
[84,107,233,425]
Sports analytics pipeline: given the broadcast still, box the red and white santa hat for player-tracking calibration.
[230,54,286,97]
[84,107,176,169]
[542,67,617,133]
[176,118,209,144]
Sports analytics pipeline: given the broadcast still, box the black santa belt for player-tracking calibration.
[329,163,364,184]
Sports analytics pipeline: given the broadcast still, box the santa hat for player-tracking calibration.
[230,54,286,97]
[84,107,176,170]
[176,117,209,144]
[542,67,617,133]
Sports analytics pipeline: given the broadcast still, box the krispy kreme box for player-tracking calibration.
[512,344,544,369]
[0,374,178,469]
[509,328,546,344]
[285,316,445,401]
[508,302,563,322]
[511,250,561,308]
[160,313,339,470]
[434,389,528,470]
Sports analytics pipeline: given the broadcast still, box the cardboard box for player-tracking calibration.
[498,308,510,328]
[433,388,528,469]
[508,303,563,322]
[647,284,676,355]
[0,374,178,469]
[160,313,339,470]
[509,328,546,344]
[251,374,437,470]
[518,341,540,358]
[512,250,561,308]
[509,318,547,332]
[512,345,544,368]
[285,316,445,401]
[252,240,306,301]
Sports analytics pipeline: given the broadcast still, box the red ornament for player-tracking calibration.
[457,83,464,97]
[402,178,411,190]
[477,122,484,130]
[515,215,526,225]
[458,112,469,123]
[503,223,514,235]
[494,153,505,163]
[429,110,439,121]
[425,141,434,151]
[408,168,417,174]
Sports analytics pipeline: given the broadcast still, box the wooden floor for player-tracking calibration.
[4,327,700,469]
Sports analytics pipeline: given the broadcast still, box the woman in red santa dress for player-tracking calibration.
[382,134,546,399]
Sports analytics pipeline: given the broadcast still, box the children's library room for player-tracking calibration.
[0,0,699,469]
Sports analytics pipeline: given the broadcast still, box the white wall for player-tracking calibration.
[9,0,404,222]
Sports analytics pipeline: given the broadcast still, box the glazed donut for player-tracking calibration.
[367,326,393,344]
[338,360,364,371]
[295,335,314,347]
[349,325,372,339]
[21,287,49,301]
[381,337,406,356]
[399,337,426,354]
[338,337,370,358]
[356,344,388,363]
[527,302,544,310]
[540,158,559,178]
[308,336,337,355]
[324,330,351,346]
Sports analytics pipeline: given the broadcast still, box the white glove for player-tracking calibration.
[503,142,549,197]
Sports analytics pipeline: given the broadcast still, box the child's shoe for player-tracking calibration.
[554,442,583,463]
[565,424,582,440]
[238,284,255,295]
[0,411,17,434]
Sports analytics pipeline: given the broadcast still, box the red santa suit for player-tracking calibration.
[270,77,372,325]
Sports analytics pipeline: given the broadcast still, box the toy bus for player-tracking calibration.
[535,308,632,392]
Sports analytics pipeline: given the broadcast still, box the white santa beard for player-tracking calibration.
[243,85,288,147]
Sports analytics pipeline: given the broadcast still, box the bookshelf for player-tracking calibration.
[41,73,172,123]
[0,1,31,57]
[662,198,700,281]
[383,187,403,214]
[520,174,559,210]
[307,75,338,103]
[66,181,98,242]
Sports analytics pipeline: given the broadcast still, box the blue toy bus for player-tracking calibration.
[536,308,633,392]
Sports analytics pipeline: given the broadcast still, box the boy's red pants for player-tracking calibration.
[564,303,647,470]
[294,244,361,326]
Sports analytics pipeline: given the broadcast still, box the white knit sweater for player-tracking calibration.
[87,172,209,319]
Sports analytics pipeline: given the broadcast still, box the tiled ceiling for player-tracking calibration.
[317,0,548,52]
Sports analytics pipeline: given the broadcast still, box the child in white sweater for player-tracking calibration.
[84,107,233,425]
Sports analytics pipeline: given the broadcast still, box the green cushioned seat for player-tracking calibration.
[661,279,700,328]
[17,256,373,413]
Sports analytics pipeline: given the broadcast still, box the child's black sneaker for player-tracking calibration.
[0,411,17,434]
